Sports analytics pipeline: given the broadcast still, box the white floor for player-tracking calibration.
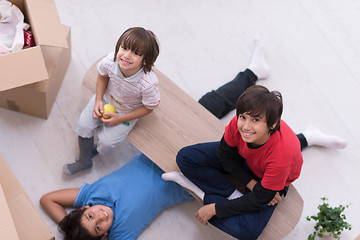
[1,0,360,239]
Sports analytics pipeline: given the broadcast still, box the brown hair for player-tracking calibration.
[114,27,159,73]
[58,208,104,240]
[235,85,283,135]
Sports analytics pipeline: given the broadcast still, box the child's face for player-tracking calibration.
[116,45,144,78]
[237,112,275,146]
[81,205,113,237]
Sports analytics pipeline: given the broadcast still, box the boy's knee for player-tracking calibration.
[176,146,194,170]
[76,117,97,138]
[76,125,95,139]
[77,121,87,133]
[214,215,264,240]
[97,129,127,154]
[97,138,117,155]
[230,225,261,240]
[176,148,186,170]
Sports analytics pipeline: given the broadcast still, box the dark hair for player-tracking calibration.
[114,27,159,73]
[58,208,104,240]
[236,85,283,135]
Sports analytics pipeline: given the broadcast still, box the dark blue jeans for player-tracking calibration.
[177,142,276,240]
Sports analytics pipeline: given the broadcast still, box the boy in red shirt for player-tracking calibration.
[163,40,346,239]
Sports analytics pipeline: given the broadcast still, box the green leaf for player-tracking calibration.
[306,197,352,239]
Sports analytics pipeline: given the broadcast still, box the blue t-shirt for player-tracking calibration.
[74,153,193,240]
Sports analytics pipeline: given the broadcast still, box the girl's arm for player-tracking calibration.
[40,188,80,224]
[94,74,110,119]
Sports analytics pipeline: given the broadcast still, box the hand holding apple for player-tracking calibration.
[103,104,116,119]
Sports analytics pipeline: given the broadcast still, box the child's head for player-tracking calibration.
[59,205,113,240]
[236,85,283,136]
[114,27,159,73]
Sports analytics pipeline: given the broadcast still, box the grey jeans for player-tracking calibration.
[76,94,138,154]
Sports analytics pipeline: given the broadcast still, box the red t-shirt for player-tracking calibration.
[224,116,303,191]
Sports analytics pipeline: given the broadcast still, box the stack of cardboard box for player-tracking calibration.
[0,0,71,119]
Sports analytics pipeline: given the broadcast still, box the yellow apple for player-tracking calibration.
[103,104,116,119]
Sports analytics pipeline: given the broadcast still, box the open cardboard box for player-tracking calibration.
[0,155,54,240]
[0,0,71,119]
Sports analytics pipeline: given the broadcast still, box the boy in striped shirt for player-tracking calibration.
[64,27,160,175]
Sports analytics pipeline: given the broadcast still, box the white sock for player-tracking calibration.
[247,37,270,80]
[162,172,205,200]
[227,189,243,200]
[302,126,347,149]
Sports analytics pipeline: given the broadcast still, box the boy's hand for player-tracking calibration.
[268,192,282,206]
[102,112,123,126]
[93,100,104,119]
[195,203,216,225]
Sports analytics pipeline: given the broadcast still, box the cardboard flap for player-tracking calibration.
[10,194,55,240]
[0,47,48,91]
[26,0,68,48]
[0,155,54,240]
[0,185,20,240]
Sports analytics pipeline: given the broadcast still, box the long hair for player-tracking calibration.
[58,208,104,240]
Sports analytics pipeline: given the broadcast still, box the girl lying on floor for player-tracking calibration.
[41,153,193,240]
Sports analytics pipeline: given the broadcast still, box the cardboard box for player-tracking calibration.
[0,155,54,240]
[0,0,71,119]
[0,184,20,240]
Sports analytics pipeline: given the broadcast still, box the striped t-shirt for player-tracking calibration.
[97,52,160,110]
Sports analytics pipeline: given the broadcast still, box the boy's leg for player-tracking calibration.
[302,126,347,149]
[76,95,102,138]
[63,95,101,175]
[198,39,269,119]
[297,127,347,151]
[296,133,308,151]
[205,194,276,240]
[95,92,139,154]
[63,136,97,175]
[247,38,270,80]
[176,142,236,197]
[162,171,205,200]
[198,70,257,119]
[96,117,138,154]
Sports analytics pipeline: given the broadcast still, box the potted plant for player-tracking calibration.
[306,197,351,240]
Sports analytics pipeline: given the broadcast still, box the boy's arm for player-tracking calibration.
[102,105,152,126]
[215,182,277,218]
[94,74,110,118]
[102,79,159,125]
[216,136,253,187]
[195,182,277,224]
[40,188,80,224]
[213,136,281,219]
[216,135,280,196]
